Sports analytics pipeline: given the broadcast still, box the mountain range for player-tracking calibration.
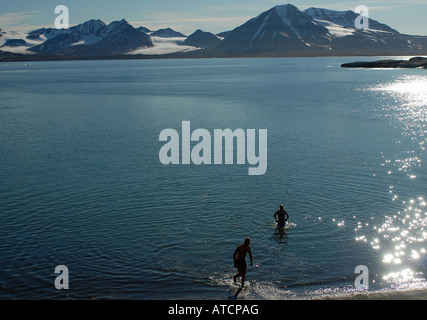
[1,3,426,61]
[25,19,153,55]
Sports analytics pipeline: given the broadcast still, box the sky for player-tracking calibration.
[0,0,426,36]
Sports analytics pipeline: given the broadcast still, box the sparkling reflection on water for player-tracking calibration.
[362,75,427,286]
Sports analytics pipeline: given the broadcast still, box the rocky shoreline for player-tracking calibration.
[341,56,427,68]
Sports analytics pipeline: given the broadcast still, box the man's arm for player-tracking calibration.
[248,247,253,266]
[274,211,278,222]
[285,211,289,221]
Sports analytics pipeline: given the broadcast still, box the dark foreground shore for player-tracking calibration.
[341,56,427,69]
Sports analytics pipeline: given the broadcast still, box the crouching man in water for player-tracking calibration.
[233,237,253,287]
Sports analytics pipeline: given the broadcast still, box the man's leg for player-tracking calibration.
[241,265,247,287]
[234,267,242,284]
[233,267,246,283]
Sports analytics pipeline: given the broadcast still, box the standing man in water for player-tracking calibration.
[233,238,253,287]
[274,204,289,229]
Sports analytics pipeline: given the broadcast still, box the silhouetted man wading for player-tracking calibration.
[233,237,253,287]
[274,204,289,229]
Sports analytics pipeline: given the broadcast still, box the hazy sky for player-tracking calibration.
[1,0,426,36]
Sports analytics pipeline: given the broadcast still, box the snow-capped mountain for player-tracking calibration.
[304,7,398,33]
[1,3,427,60]
[90,19,153,54]
[215,4,426,55]
[29,19,153,55]
[0,22,192,57]
[303,7,425,53]
[27,19,106,42]
[216,4,331,54]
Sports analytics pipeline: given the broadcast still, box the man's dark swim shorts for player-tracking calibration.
[234,259,246,268]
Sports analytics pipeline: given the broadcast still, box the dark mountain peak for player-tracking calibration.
[82,19,106,26]
[72,19,106,35]
[190,29,211,37]
[151,28,186,38]
[274,3,301,16]
[106,19,131,29]
[3,39,29,47]
[184,29,221,49]
[94,19,152,53]
[81,18,105,25]
[98,19,137,39]
[137,26,151,34]
[216,4,329,54]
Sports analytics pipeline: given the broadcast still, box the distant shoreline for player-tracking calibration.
[0,51,425,63]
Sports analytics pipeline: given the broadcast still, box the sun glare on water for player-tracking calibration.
[358,75,427,285]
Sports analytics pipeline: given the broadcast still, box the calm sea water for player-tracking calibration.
[0,57,427,299]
